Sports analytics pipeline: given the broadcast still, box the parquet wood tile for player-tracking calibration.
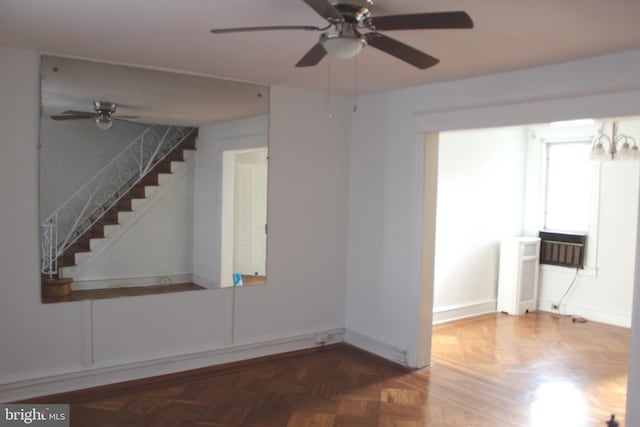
[21,312,630,426]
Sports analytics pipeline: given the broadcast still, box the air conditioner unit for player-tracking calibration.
[497,237,541,315]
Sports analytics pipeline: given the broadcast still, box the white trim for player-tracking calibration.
[72,274,194,290]
[344,329,409,367]
[0,328,344,402]
[540,263,597,277]
[415,88,640,134]
[192,274,219,289]
[432,300,498,325]
[538,298,631,328]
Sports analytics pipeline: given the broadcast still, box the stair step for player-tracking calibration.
[41,276,73,298]
[151,160,173,174]
[88,223,105,239]
[180,132,198,150]
[57,254,76,267]
[116,197,132,211]
[116,210,134,224]
[164,150,184,162]
[127,185,147,199]
[140,173,159,186]
[67,240,91,253]
[100,209,120,225]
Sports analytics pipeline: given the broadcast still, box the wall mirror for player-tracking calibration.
[39,55,269,302]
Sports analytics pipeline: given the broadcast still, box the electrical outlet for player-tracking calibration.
[551,304,559,310]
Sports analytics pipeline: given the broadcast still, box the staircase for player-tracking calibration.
[41,126,197,297]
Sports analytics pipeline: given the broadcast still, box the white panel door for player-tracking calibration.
[234,163,267,275]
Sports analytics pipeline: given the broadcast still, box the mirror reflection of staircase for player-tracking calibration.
[41,127,198,301]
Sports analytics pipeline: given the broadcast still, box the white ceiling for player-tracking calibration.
[2,0,640,94]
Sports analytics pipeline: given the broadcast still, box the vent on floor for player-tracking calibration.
[539,231,586,269]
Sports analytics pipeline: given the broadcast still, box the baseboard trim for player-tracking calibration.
[537,298,631,328]
[344,329,408,367]
[0,328,344,402]
[432,300,497,325]
[192,274,219,289]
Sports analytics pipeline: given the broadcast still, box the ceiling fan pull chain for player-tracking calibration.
[353,54,358,113]
[326,56,333,119]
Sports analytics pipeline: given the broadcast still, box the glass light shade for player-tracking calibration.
[321,36,366,59]
[631,145,640,160]
[95,114,113,130]
[617,141,632,160]
[588,142,608,161]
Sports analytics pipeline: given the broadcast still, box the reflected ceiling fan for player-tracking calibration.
[50,101,139,130]
[210,0,473,69]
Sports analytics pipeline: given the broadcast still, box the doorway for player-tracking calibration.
[220,147,268,287]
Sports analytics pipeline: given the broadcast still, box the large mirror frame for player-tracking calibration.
[39,55,269,302]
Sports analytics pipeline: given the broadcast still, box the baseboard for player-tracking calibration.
[192,274,219,289]
[73,274,194,290]
[0,328,344,402]
[537,298,631,328]
[432,300,497,325]
[344,329,408,367]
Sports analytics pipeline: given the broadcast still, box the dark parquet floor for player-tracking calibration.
[23,312,630,426]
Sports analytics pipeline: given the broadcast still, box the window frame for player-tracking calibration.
[534,126,601,275]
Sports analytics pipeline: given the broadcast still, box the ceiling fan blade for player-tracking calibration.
[50,111,96,120]
[61,110,96,116]
[368,11,473,31]
[211,25,324,34]
[302,0,343,21]
[113,115,140,119]
[364,33,440,69]
[295,43,328,67]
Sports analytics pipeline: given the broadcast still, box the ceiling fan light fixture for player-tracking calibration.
[93,101,116,130]
[95,113,113,130]
[321,33,366,59]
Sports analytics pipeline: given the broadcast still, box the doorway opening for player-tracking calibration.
[220,147,268,287]
[422,117,640,422]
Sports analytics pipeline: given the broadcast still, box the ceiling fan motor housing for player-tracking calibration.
[330,0,372,24]
[93,101,116,115]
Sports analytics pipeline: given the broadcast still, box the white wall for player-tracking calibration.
[0,48,349,401]
[0,47,86,388]
[233,86,350,343]
[39,115,148,219]
[433,127,527,322]
[346,49,640,423]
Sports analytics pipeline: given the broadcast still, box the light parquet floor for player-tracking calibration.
[24,312,630,426]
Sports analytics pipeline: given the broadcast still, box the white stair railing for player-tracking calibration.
[41,125,195,276]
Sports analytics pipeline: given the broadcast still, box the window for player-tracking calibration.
[538,131,600,272]
[543,141,593,232]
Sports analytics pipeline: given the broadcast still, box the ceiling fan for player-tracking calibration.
[210,0,473,69]
[50,101,139,130]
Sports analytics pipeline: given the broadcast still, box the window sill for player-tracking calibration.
[540,263,597,277]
